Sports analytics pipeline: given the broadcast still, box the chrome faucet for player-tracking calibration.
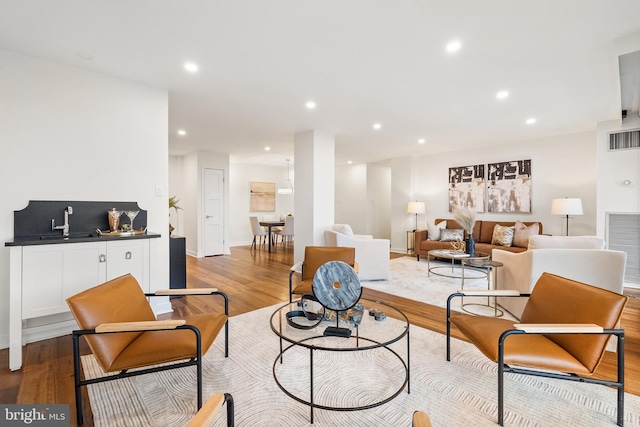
[51,206,73,237]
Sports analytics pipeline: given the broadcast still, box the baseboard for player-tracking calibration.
[0,319,79,350]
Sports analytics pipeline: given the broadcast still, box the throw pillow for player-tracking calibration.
[491,224,515,246]
[332,224,354,236]
[513,220,539,248]
[427,220,447,241]
[440,229,464,242]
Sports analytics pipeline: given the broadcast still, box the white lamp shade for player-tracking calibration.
[407,201,425,214]
[551,198,583,215]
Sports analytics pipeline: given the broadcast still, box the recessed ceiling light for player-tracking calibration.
[418,138,426,144]
[347,161,353,165]
[305,101,316,109]
[373,123,382,130]
[76,52,94,60]
[446,40,461,53]
[177,129,186,136]
[496,91,509,100]
[184,62,199,73]
[526,118,537,125]
[265,146,271,151]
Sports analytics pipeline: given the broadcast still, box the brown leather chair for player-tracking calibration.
[446,272,628,426]
[66,274,230,425]
[288,246,356,302]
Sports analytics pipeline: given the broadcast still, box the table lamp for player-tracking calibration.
[407,201,425,231]
[551,197,583,236]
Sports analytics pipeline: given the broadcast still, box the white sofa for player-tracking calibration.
[493,235,627,319]
[325,224,390,280]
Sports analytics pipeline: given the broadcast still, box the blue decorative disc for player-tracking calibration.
[312,261,361,311]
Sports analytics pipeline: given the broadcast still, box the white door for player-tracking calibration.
[204,168,224,256]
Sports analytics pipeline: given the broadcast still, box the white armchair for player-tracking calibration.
[325,224,390,280]
[493,235,627,319]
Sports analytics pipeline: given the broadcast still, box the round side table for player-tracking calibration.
[460,259,504,317]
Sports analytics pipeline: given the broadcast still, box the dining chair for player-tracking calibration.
[249,216,268,250]
[276,215,294,247]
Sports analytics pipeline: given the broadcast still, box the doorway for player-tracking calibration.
[203,168,224,256]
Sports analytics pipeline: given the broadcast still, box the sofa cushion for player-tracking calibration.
[331,224,354,236]
[440,229,464,242]
[513,220,540,248]
[427,219,447,240]
[491,224,515,246]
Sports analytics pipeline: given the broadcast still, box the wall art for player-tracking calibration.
[487,159,531,213]
[448,164,485,212]
[250,181,276,212]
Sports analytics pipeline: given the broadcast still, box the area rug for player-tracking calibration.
[363,256,514,318]
[83,305,640,426]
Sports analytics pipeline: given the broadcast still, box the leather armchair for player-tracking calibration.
[289,246,356,302]
[66,274,230,425]
[447,273,628,426]
[325,224,390,280]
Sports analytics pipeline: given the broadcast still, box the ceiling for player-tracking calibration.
[2,1,640,167]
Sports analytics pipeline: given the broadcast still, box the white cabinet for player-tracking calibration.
[105,239,150,290]
[22,242,105,319]
[9,238,152,371]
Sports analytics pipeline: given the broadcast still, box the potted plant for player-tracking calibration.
[169,196,182,235]
[453,205,477,256]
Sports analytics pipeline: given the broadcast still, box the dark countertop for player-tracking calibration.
[5,232,161,247]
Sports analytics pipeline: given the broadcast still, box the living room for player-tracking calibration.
[2,2,640,425]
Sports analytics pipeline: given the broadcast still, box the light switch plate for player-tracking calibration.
[155,185,164,197]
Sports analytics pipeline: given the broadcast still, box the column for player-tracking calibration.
[293,131,335,263]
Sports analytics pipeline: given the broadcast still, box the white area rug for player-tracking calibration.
[83,305,640,427]
[364,256,515,318]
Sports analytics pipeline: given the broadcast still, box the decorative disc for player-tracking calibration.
[312,261,361,311]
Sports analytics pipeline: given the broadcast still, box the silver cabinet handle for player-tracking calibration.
[99,254,106,263]
[206,215,213,218]
[125,251,132,260]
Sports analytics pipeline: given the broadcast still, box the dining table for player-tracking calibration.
[259,220,285,252]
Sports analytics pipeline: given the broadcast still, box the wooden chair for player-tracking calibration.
[66,274,230,425]
[446,272,628,426]
[288,246,356,302]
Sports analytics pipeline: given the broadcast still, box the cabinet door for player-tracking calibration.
[106,239,150,292]
[22,242,104,319]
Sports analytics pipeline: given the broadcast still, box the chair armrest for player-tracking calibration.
[154,288,219,295]
[95,319,187,333]
[457,290,521,297]
[412,410,433,427]
[187,393,224,427]
[514,323,604,333]
[290,261,303,273]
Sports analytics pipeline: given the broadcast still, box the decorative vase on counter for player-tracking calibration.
[466,235,476,256]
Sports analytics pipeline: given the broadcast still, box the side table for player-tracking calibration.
[406,230,415,254]
[461,259,504,317]
[169,235,186,292]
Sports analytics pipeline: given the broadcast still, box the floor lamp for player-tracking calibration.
[407,201,425,232]
[551,197,583,236]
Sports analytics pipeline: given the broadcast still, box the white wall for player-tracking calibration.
[596,116,640,236]
[335,164,367,233]
[387,131,598,250]
[0,51,169,348]
[228,162,295,246]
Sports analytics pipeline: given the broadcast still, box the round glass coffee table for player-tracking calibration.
[270,298,410,423]
[427,249,490,280]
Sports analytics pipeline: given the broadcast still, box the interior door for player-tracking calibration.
[204,168,224,256]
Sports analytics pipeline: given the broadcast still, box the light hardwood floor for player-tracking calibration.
[1,245,639,427]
